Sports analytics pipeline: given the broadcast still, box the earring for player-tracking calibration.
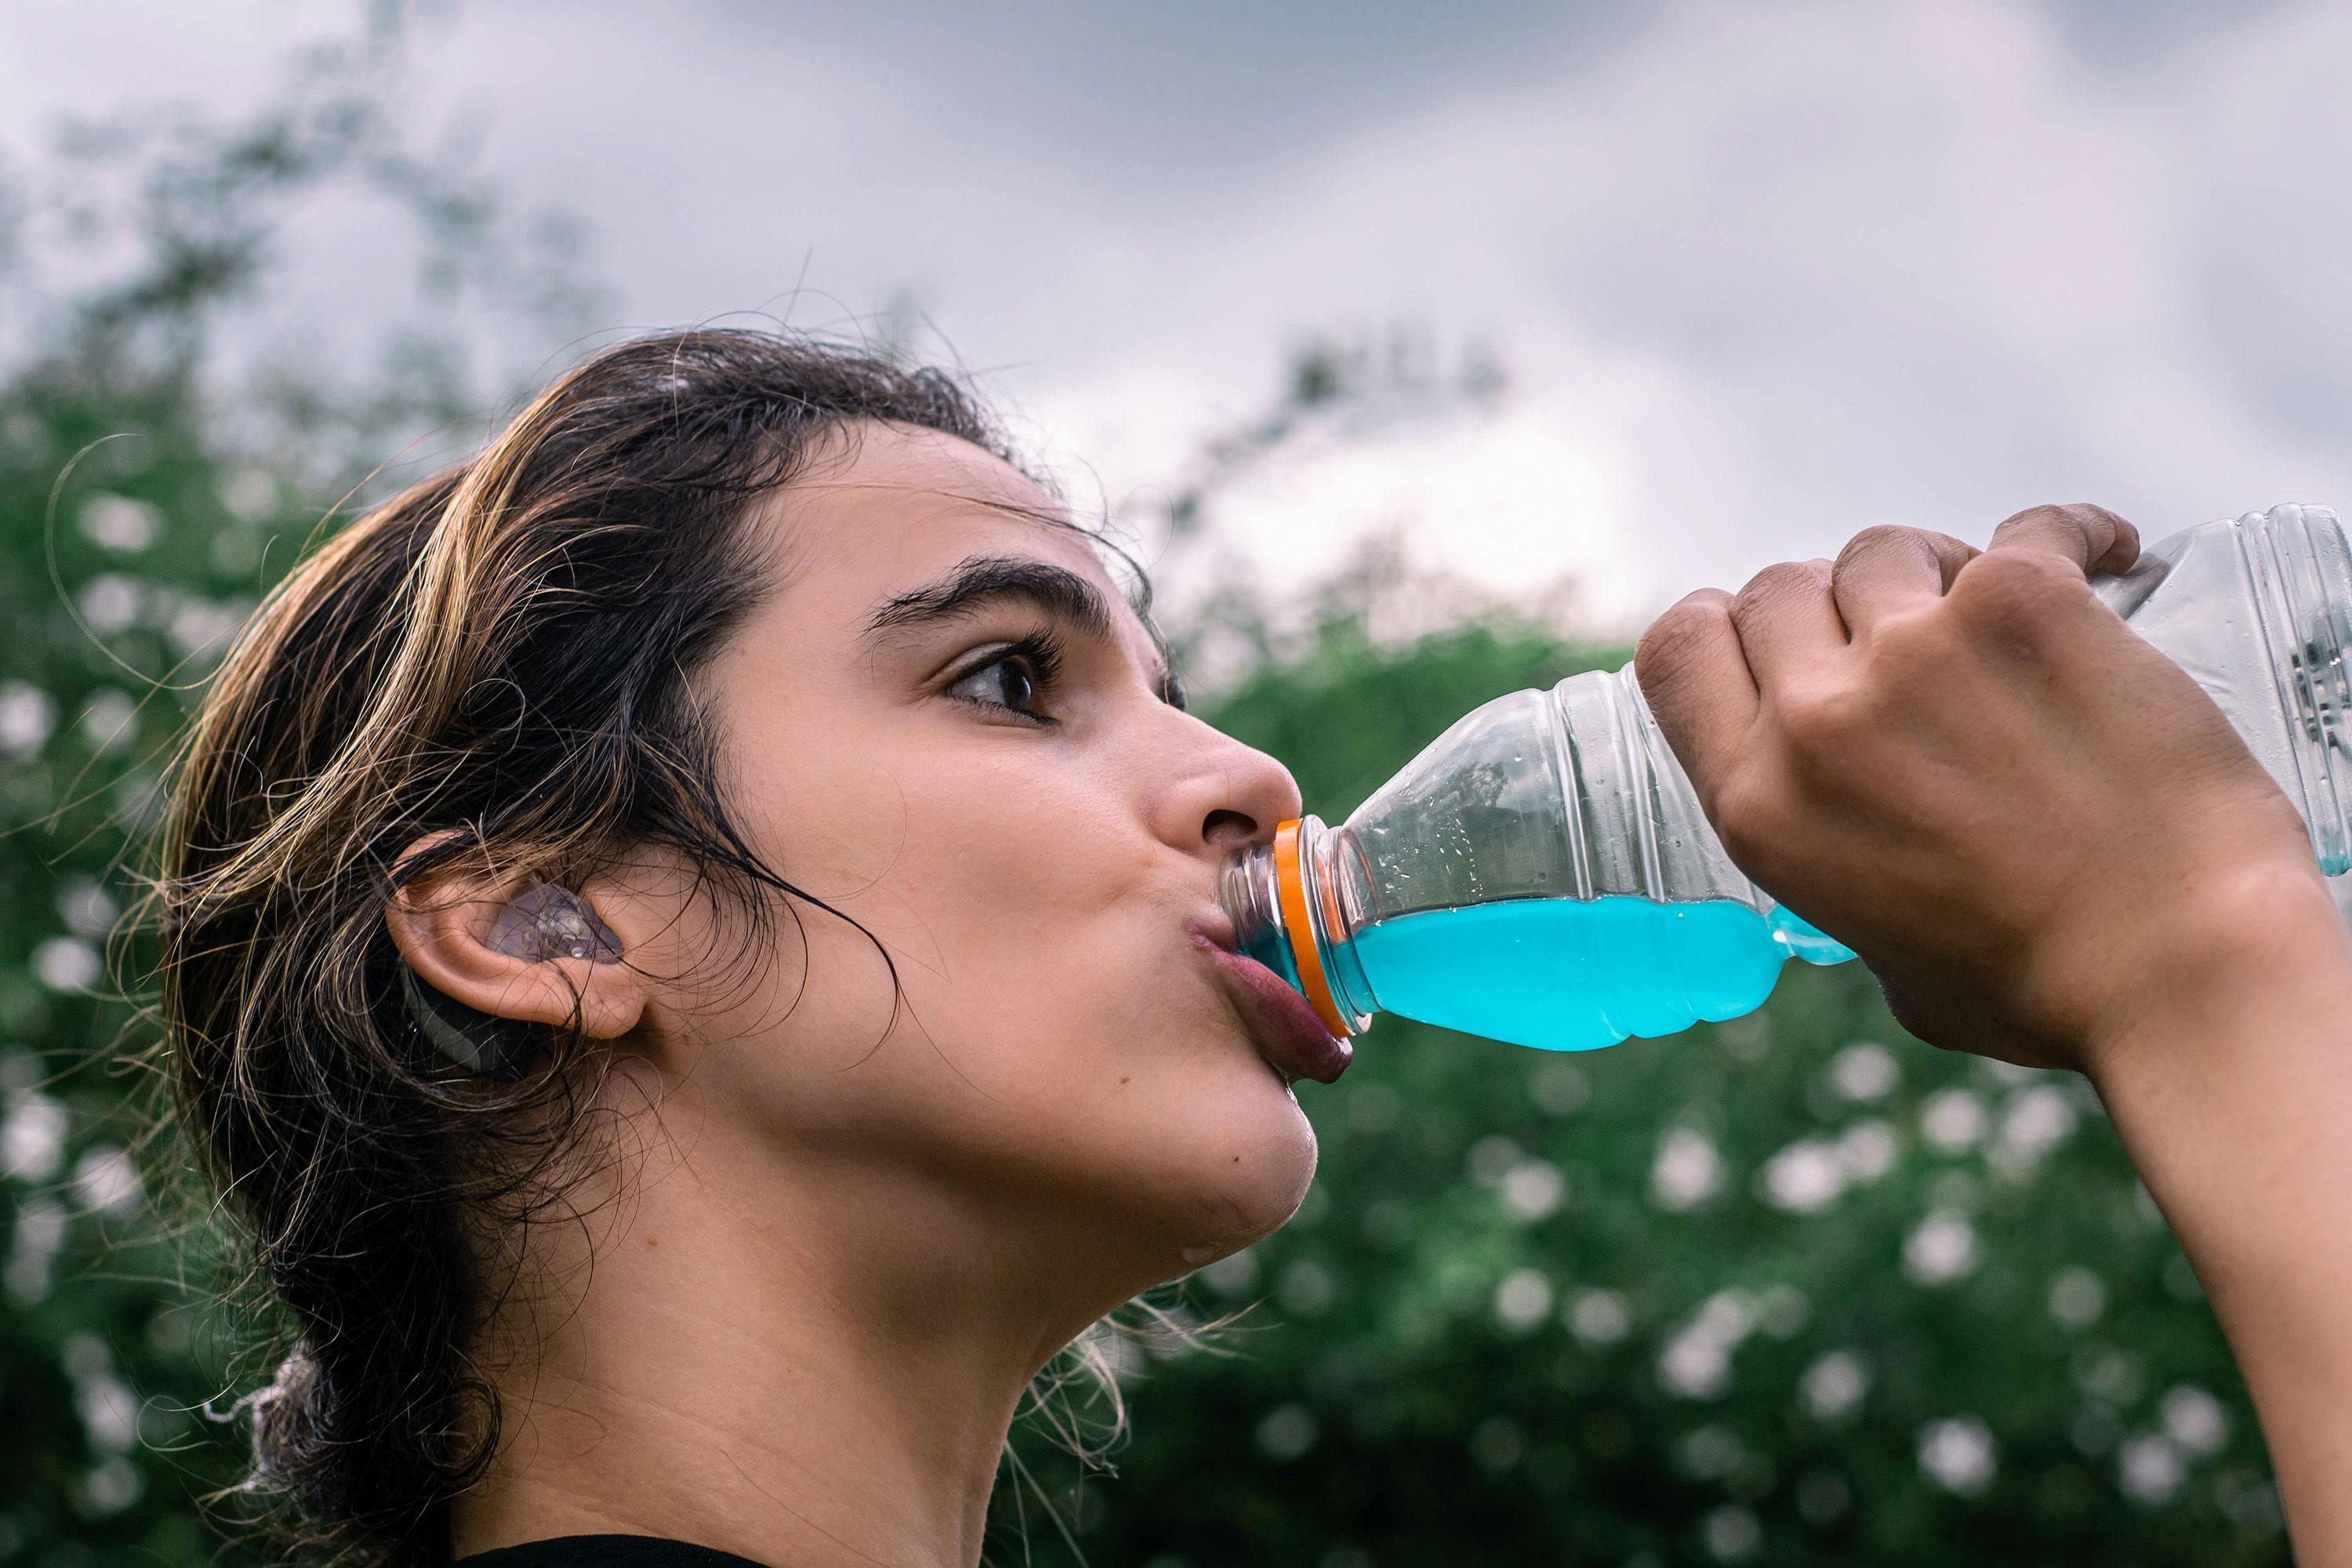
[404,880,621,1080]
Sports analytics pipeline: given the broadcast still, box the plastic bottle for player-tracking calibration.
[1219,503,2352,1053]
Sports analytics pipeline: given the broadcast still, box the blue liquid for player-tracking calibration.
[1351,896,1840,1053]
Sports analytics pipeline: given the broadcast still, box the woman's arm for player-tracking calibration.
[1634,503,2352,1562]
[2082,869,2352,1559]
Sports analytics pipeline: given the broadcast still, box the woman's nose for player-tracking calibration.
[1162,734,1304,858]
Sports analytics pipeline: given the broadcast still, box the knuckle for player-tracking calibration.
[1998,501,2074,532]
[1635,593,1731,685]
[1831,524,1943,593]
[2058,499,2125,528]
[1735,559,1830,615]
[1835,524,1920,564]
[1953,548,2074,612]
[2056,500,2122,548]
[2002,499,2120,549]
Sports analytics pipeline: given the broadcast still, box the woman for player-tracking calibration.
[154,329,2352,1566]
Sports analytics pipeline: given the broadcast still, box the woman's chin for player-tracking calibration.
[1153,1083,1319,1269]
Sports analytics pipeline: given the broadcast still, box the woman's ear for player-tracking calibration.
[385,836,648,1044]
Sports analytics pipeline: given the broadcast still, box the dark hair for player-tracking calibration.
[150,329,1020,1566]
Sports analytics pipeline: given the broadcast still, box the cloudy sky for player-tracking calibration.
[5,0,2351,633]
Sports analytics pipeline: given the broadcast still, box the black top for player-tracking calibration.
[456,1537,768,1568]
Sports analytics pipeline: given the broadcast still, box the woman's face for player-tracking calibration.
[628,422,1332,1307]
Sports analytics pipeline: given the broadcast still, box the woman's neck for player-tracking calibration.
[449,1109,1120,1567]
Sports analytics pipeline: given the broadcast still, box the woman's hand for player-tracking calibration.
[1640,502,2352,1559]
[1634,503,2321,1072]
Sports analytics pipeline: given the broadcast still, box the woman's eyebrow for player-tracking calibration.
[862,554,1116,643]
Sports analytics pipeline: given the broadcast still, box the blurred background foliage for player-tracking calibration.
[0,11,2292,1567]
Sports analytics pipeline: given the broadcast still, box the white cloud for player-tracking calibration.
[11,0,2352,637]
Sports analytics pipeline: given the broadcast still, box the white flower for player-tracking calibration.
[1990,1083,2082,1176]
[1501,1159,1566,1220]
[1530,1059,1589,1116]
[1472,1416,1526,1472]
[1835,1120,1898,1182]
[60,1331,111,1379]
[1760,1138,1845,1214]
[1904,1210,1980,1285]
[2118,1434,2185,1504]
[80,690,138,755]
[1918,1416,1998,1495]
[1494,1268,1554,1334]
[32,937,102,993]
[1702,1504,1762,1562]
[1652,1127,1723,1210]
[2161,1386,2230,1457]
[71,1146,143,1217]
[0,681,56,758]
[1659,1290,1755,1399]
[1692,1290,1757,1342]
[2,1092,67,1181]
[0,411,46,464]
[168,598,245,659]
[1919,1088,1987,1152]
[1466,1134,1521,1185]
[2049,1267,2106,1328]
[1567,1288,1631,1346]
[1828,1041,1900,1102]
[1802,1350,1871,1422]
[6,1196,67,1305]
[1660,1328,1733,1400]
[2074,1347,2147,1406]
[75,1457,143,1517]
[77,575,143,637]
[218,467,278,521]
[74,1372,140,1453]
[2001,1085,2078,1156]
[58,877,118,938]
[78,494,160,552]
[1256,1403,1318,1461]
[1197,1247,1258,1297]
[1276,1259,1335,1316]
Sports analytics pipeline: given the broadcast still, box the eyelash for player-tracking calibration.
[945,628,1068,725]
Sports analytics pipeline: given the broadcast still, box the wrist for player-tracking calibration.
[2071,854,2352,1084]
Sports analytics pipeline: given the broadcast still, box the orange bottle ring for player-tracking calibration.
[1272,819,1353,1038]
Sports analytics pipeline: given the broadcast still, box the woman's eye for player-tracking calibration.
[946,654,1048,720]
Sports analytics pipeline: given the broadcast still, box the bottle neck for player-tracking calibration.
[1218,840,1295,986]
[1219,818,1375,1037]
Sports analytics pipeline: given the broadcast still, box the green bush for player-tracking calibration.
[0,22,2292,1561]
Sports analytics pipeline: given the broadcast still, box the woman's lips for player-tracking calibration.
[1190,921,1352,1085]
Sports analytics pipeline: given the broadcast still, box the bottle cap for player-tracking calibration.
[1272,818,1355,1038]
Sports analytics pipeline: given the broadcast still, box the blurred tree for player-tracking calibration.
[0,6,597,1564]
[0,9,2296,1568]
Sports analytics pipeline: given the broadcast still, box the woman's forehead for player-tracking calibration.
[753,423,1144,641]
